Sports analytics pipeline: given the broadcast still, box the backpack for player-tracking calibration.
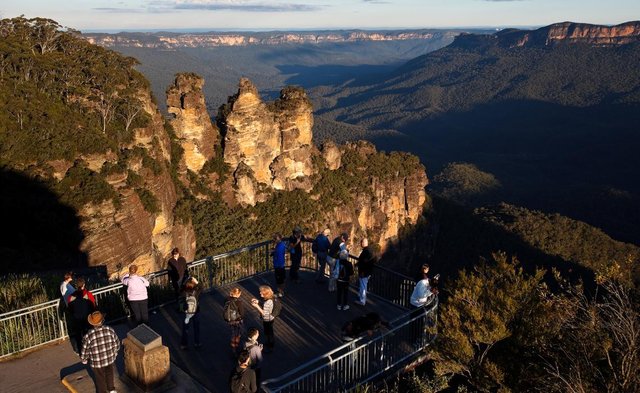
[229,368,249,393]
[271,298,282,318]
[184,293,198,314]
[311,237,319,254]
[71,296,92,320]
[223,299,240,322]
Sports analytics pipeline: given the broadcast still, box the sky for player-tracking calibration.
[2,0,640,32]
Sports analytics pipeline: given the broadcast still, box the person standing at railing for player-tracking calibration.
[168,247,188,299]
[271,233,287,297]
[288,226,311,283]
[68,277,97,354]
[250,285,277,352]
[80,311,120,393]
[336,249,354,310]
[313,228,331,283]
[60,271,75,305]
[410,264,433,308]
[122,264,150,327]
[327,232,349,292]
[355,238,376,306]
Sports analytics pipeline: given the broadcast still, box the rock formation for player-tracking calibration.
[79,88,196,277]
[219,79,315,205]
[167,73,220,172]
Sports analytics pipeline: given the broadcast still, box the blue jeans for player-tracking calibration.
[181,312,201,346]
[315,253,327,281]
[358,276,370,304]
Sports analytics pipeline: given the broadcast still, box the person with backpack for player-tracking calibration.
[355,238,376,306]
[327,232,349,292]
[313,228,331,283]
[228,349,257,393]
[68,277,97,354]
[224,287,245,354]
[336,249,354,310]
[271,233,287,298]
[243,328,263,384]
[250,285,280,352]
[122,264,150,326]
[180,276,202,349]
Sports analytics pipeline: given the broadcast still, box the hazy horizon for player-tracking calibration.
[2,0,639,32]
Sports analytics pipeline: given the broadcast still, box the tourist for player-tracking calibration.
[250,285,277,352]
[122,264,150,326]
[410,264,433,308]
[229,349,257,393]
[313,228,331,283]
[336,249,354,310]
[327,232,349,292]
[60,271,75,305]
[243,328,263,384]
[180,276,202,349]
[341,312,390,342]
[355,239,376,306]
[68,277,97,353]
[288,226,310,283]
[80,311,120,393]
[271,233,287,297]
[224,287,245,354]
[167,247,188,298]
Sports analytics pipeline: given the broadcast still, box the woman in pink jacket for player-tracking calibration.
[122,264,150,326]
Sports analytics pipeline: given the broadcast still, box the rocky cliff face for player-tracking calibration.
[219,79,315,204]
[452,21,640,50]
[324,141,428,250]
[167,74,220,173]
[79,89,196,277]
[84,30,449,49]
[168,77,428,251]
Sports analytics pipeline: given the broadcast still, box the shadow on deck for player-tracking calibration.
[153,269,407,391]
[0,269,407,393]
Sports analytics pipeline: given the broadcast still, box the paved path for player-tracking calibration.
[0,270,406,392]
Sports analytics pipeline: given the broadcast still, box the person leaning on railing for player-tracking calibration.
[167,247,188,299]
[122,264,150,327]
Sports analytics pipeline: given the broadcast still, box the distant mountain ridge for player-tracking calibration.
[313,21,640,245]
[84,29,459,48]
[453,21,640,49]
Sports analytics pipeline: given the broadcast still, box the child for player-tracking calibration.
[243,328,263,384]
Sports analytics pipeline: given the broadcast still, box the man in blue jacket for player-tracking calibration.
[271,233,287,297]
[314,228,331,283]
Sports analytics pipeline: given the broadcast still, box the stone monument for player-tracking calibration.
[123,324,171,391]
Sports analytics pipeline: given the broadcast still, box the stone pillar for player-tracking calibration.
[123,324,170,391]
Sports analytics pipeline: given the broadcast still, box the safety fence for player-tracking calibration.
[0,240,315,359]
[261,265,438,392]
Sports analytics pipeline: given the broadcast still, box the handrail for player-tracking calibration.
[260,263,439,392]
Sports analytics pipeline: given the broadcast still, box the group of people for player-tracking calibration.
[59,230,438,393]
[271,227,377,311]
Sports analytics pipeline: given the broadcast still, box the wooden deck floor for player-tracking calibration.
[0,269,407,393]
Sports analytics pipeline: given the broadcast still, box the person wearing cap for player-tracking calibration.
[287,226,310,283]
[314,228,331,283]
[80,311,121,393]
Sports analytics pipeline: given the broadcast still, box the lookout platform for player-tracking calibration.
[0,270,407,393]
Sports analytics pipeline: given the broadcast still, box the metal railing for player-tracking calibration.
[0,239,317,359]
[261,290,439,392]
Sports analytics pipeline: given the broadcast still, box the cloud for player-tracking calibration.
[148,0,320,12]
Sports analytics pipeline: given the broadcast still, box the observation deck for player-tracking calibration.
[0,241,438,392]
